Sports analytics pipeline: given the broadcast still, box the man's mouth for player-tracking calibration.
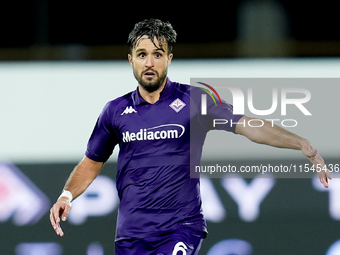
[143,70,157,79]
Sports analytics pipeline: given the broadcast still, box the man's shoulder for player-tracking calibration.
[170,80,203,100]
[113,91,134,104]
[102,91,134,114]
[171,80,200,96]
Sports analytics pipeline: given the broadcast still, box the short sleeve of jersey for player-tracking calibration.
[206,99,244,133]
[193,88,244,133]
[85,102,119,162]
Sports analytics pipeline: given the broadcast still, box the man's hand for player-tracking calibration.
[301,143,332,188]
[49,157,104,236]
[50,197,72,236]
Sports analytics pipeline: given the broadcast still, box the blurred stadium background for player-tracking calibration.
[1,1,340,254]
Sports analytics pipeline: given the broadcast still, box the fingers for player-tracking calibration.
[61,203,72,222]
[306,149,332,188]
[55,222,64,236]
[318,168,332,188]
[50,205,64,236]
[317,168,331,188]
[320,177,329,188]
[327,170,333,180]
[49,200,72,236]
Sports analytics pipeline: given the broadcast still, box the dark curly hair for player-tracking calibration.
[128,19,177,54]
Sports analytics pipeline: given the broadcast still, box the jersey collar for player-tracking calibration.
[133,77,173,106]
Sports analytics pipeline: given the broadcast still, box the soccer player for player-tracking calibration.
[50,19,332,255]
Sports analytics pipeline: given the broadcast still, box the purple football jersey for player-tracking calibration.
[85,78,243,241]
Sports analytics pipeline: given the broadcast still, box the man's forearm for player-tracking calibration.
[235,116,331,188]
[235,116,309,150]
[61,156,104,201]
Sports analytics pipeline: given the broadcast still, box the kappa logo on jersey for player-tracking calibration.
[122,124,185,143]
[121,106,137,115]
[169,98,186,113]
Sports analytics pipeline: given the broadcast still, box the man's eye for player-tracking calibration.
[139,53,146,58]
[155,53,162,58]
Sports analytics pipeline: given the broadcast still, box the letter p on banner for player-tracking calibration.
[68,175,119,224]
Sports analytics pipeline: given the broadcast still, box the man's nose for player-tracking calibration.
[145,55,154,67]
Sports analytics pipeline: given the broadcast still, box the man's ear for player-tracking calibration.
[128,54,133,66]
[168,53,173,65]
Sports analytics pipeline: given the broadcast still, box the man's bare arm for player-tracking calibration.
[49,156,104,236]
[235,116,332,188]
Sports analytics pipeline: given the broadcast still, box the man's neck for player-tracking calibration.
[138,78,167,104]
